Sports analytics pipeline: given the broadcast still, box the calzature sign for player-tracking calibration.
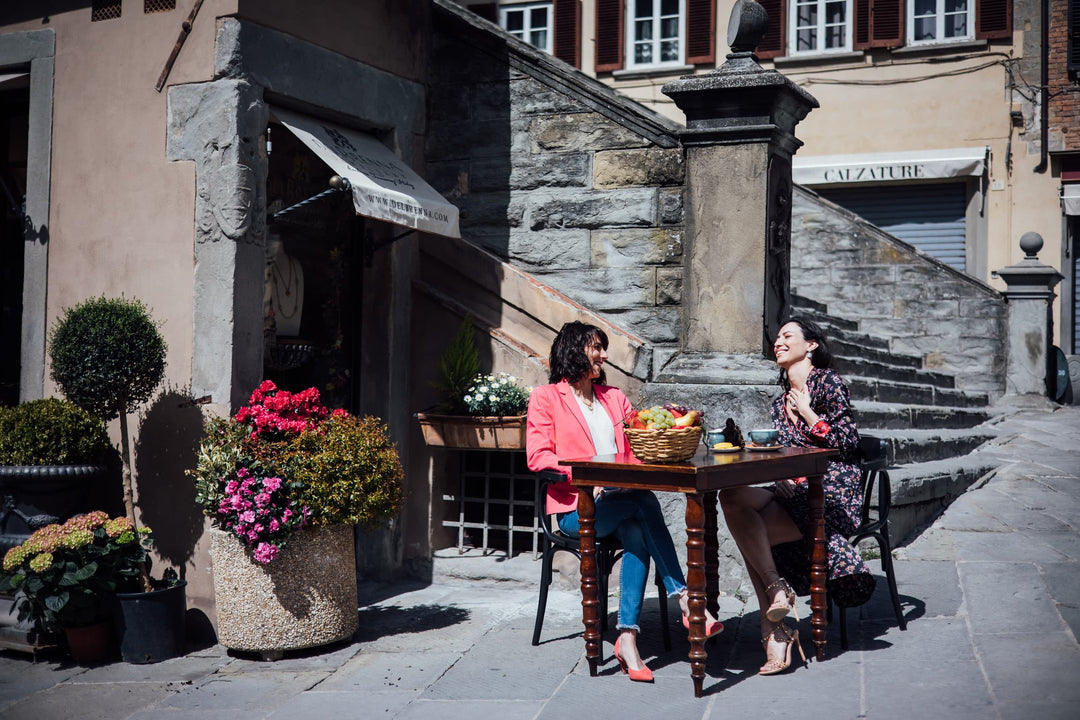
[793,148,987,186]
[822,164,926,183]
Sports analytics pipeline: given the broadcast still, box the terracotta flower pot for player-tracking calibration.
[63,619,113,664]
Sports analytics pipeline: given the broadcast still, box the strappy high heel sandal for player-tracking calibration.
[758,622,807,676]
[764,578,798,623]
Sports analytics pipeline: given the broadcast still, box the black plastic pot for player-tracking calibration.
[113,580,187,664]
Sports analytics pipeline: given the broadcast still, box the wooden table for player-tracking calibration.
[561,446,838,697]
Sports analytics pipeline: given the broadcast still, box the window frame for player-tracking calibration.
[787,0,854,57]
[907,0,974,46]
[499,1,556,54]
[625,0,687,70]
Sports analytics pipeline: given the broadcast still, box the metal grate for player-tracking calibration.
[91,0,122,21]
[442,450,541,558]
[144,0,177,12]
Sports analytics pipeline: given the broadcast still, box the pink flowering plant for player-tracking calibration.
[191,381,403,565]
[1,511,151,632]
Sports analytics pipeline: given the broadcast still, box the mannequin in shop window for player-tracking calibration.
[265,232,304,339]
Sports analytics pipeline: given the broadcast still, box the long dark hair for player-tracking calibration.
[549,321,608,385]
[776,317,832,391]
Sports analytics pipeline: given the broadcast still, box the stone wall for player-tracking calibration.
[791,186,1007,401]
[426,7,685,354]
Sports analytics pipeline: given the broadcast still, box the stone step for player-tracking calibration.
[836,356,954,389]
[883,455,998,544]
[848,376,990,408]
[791,294,859,331]
[852,401,995,430]
[863,428,998,465]
[830,336,923,369]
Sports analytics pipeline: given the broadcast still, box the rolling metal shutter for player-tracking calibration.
[819,182,967,272]
[1074,234,1080,353]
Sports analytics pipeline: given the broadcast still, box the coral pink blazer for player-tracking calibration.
[526,380,634,514]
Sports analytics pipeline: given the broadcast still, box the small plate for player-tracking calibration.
[745,443,783,452]
[710,445,742,454]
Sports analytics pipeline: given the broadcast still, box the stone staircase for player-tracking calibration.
[791,293,1000,541]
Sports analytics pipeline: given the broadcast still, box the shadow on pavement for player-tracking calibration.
[352,604,470,642]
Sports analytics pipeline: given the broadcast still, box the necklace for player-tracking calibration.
[270,256,301,319]
[573,387,595,409]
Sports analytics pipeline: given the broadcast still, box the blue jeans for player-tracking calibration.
[558,489,686,632]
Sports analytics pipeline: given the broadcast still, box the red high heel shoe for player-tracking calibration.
[681,614,725,638]
[613,636,654,683]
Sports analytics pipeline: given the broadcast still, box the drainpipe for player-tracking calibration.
[1035,0,1049,173]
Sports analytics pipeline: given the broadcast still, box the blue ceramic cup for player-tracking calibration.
[748,428,779,445]
[705,428,726,446]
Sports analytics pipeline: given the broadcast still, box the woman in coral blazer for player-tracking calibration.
[526,321,721,683]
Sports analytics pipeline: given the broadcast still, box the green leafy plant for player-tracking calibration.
[432,315,481,414]
[190,381,404,564]
[0,398,111,466]
[48,296,167,547]
[462,373,531,417]
[1,511,151,631]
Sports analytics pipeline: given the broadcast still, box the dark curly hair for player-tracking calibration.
[549,321,608,385]
[776,317,832,391]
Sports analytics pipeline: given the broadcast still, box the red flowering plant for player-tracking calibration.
[191,381,402,565]
[1,511,152,633]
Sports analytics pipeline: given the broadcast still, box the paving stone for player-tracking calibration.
[162,672,330,710]
[317,650,462,692]
[996,701,1080,720]
[953,530,1072,563]
[972,632,1080,703]
[959,561,1063,634]
[266,688,417,718]
[0,682,176,720]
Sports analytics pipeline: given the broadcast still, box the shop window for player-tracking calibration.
[144,0,177,13]
[500,2,554,54]
[908,0,972,45]
[91,0,122,21]
[789,0,852,55]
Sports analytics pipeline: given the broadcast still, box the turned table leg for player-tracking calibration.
[807,473,828,661]
[577,486,600,676]
[685,492,707,698]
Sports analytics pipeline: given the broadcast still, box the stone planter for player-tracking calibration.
[209,524,358,659]
[415,413,526,450]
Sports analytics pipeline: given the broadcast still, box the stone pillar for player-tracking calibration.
[661,0,818,355]
[994,232,1063,399]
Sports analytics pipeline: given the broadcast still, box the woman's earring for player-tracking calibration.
[807,349,813,361]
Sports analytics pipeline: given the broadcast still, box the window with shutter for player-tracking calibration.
[686,0,717,64]
[789,0,854,55]
[596,0,625,72]
[627,0,687,69]
[854,0,903,49]
[500,3,555,54]
[1070,0,1080,76]
[553,0,581,66]
[975,0,1011,39]
[909,0,973,45]
[757,0,787,58]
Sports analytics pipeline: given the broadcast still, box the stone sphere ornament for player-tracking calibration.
[727,0,770,54]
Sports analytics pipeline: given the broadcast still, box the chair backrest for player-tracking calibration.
[535,470,568,545]
[855,435,892,532]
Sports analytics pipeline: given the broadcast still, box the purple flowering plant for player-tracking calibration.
[214,466,309,564]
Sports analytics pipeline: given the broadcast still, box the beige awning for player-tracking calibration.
[794,147,988,186]
[274,107,460,239]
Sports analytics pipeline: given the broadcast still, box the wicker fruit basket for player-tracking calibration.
[624,426,702,463]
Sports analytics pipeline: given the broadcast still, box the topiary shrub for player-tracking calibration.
[0,398,111,466]
[49,296,167,421]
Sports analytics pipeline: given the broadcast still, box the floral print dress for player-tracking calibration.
[768,368,876,607]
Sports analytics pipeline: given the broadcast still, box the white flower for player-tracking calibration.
[464,395,471,402]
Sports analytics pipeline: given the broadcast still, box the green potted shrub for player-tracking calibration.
[190,380,404,658]
[0,398,114,547]
[48,296,186,664]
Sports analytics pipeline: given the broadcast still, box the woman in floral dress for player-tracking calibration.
[720,318,874,675]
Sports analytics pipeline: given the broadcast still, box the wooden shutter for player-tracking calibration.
[1070,0,1080,75]
[756,0,786,59]
[686,0,717,64]
[471,3,497,23]
[596,0,625,72]
[553,0,581,66]
[854,0,904,50]
[975,0,1011,40]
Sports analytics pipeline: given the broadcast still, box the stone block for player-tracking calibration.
[959,297,1007,318]
[509,76,585,116]
[472,81,513,121]
[593,148,684,188]
[658,187,684,225]
[656,267,682,305]
[459,193,526,227]
[590,228,682,267]
[527,188,657,230]
[600,307,681,344]
[537,268,655,309]
[501,229,591,270]
[470,153,590,192]
[530,113,647,153]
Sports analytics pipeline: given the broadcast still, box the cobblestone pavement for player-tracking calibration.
[0,404,1077,720]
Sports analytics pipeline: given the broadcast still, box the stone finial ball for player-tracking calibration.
[1019,231,1043,257]
[727,0,770,53]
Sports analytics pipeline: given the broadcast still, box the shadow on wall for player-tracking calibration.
[134,389,207,575]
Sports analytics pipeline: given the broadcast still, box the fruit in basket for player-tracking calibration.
[625,404,703,430]
[673,410,699,427]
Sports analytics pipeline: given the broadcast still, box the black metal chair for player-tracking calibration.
[834,435,907,649]
[532,472,671,649]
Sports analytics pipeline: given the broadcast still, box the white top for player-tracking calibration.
[574,393,618,456]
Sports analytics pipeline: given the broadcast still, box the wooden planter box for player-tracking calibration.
[415,413,527,450]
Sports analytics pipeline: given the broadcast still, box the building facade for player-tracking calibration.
[461,0,1071,352]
